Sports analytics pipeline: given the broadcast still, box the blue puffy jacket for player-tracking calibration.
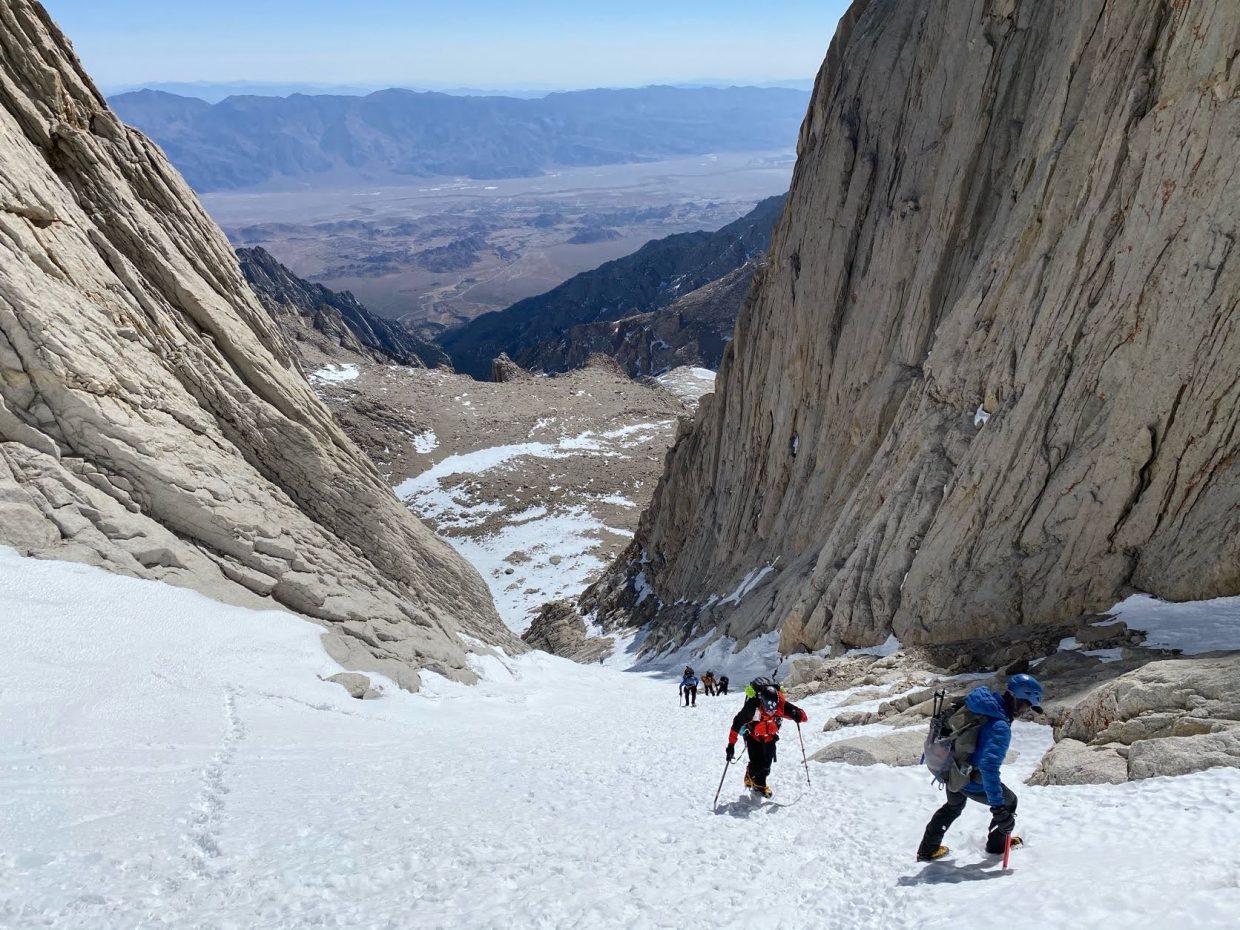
[961,687,1012,806]
[680,675,699,689]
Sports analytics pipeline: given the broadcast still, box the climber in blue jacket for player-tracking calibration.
[679,667,700,706]
[916,674,1044,861]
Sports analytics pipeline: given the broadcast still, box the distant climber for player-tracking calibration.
[717,675,730,695]
[916,674,1044,862]
[725,677,807,797]
[702,671,717,696]
[680,667,699,707]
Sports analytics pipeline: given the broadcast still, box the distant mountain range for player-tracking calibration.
[104,82,389,102]
[440,194,786,379]
[109,86,809,192]
[103,79,815,104]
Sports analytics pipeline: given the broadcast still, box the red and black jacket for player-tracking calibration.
[728,693,807,745]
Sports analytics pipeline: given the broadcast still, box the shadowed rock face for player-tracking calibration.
[521,600,613,664]
[588,0,1240,657]
[0,0,522,688]
[237,247,448,368]
[519,261,758,378]
[441,196,786,380]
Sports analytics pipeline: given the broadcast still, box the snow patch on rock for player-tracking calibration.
[654,366,717,407]
[1106,594,1240,655]
[720,564,775,606]
[309,363,360,383]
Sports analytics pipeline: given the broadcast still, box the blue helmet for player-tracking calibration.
[1006,673,1044,713]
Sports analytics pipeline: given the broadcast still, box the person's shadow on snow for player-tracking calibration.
[896,860,1011,885]
[712,795,783,817]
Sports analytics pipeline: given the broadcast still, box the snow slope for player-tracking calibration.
[394,424,671,632]
[2,548,1238,929]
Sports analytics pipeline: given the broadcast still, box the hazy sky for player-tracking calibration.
[41,0,852,90]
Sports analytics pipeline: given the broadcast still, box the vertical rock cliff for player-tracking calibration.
[590,0,1239,656]
[0,0,522,687]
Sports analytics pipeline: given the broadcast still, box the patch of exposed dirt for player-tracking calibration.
[304,349,708,631]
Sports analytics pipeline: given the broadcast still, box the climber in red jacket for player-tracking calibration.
[725,678,807,798]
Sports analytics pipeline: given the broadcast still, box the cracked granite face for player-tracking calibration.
[588,0,1240,656]
[0,0,522,689]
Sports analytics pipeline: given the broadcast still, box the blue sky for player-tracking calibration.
[42,0,851,90]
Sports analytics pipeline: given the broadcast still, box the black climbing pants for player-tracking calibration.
[682,685,697,706]
[744,737,777,787]
[919,784,1018,856]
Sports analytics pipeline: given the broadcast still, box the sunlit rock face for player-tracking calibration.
[589,0,1239,657]
[0,0,522,689]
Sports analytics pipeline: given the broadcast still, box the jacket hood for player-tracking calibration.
[964,686,1009,720]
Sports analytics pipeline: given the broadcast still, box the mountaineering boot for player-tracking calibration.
[917,846,949,862]
[743,773,772,797]
[985,834,1024,856]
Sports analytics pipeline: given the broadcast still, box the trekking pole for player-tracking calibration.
[796,720,811,786]
[1002,832,1012,869]
[712,758,732,809]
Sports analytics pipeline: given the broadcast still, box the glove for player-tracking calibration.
[989,805,1015,835]
[725,744,735,762]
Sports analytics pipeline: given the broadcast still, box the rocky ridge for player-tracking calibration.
[0,0,520,689]
[237,246,447,368]
[521,600,614,664]
[589,0,1240,661]
[519,260,757,378]
[441,195,786,379]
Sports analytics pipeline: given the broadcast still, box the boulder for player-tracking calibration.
[490,353,531,383]
[783,653,939,700]
[326,672,381,700]
[1057,658,1240,745]
[1027,739,1129,786]
[878,687,935,716]
[1127,730,1240,780]
[1029,657,1240,784]
[823,710,880,732]
[838,687,889,707]
[812,729,927,767]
